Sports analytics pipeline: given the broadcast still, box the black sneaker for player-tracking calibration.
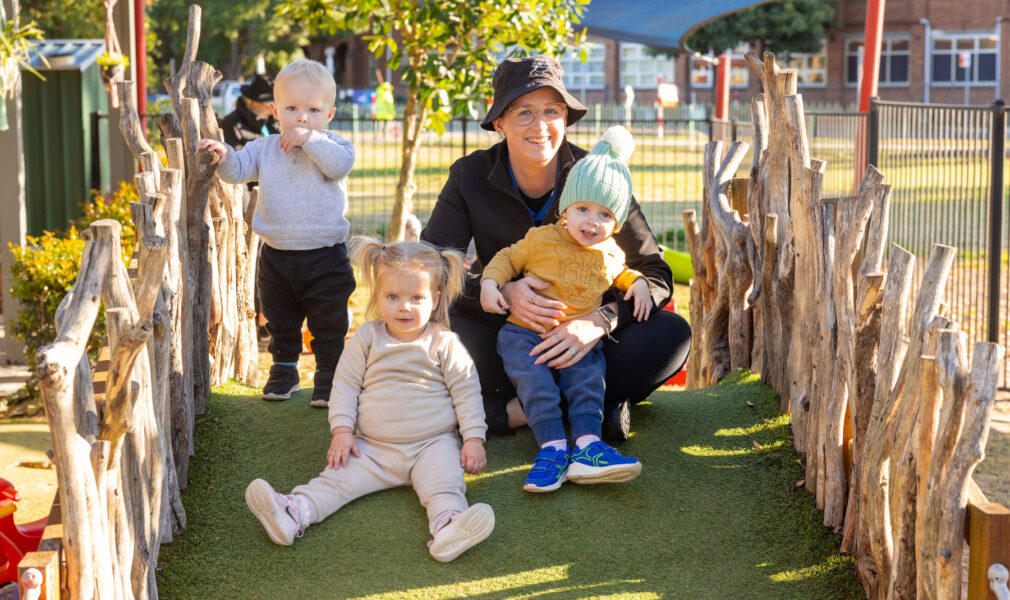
[309,372,333,408]
[262,365,300,401]
[603,400,631,441]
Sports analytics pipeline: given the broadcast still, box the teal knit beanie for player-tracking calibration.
[558,125,635,226]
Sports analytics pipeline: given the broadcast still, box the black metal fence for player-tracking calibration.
[867,99,1009,384]
[333,103,861,249]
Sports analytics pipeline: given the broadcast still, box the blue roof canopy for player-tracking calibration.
[579,0,772,52]
[27,40,104,71]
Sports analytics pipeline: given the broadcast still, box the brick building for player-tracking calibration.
[325,0,1009,110]
[563,0,1010,109]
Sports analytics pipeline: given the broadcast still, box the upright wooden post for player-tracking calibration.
[0,0,26,363]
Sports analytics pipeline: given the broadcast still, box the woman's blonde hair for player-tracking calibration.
[350,236,465,328]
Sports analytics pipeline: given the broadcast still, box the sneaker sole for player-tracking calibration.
[428,503,495,563]
[308,399,329,408]
[523,472,567,493]
[261,384,300,401]
[245,479,297,546]
[567,461,642,484]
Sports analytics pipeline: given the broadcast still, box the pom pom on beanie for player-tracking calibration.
[557,125,635,227]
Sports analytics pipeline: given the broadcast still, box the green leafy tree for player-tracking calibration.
[147,0,307,91]
[685,0,837,56]
[277,0,588,241]
[20,0,103,39]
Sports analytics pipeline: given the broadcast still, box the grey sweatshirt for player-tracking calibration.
[217,130,355,250]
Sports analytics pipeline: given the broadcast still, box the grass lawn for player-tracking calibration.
[156,371,865,599]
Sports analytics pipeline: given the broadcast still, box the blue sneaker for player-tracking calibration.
[567,441,642,484]
[523,446,572,492]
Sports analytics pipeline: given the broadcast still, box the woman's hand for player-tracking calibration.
[625,278,653,321]
[501,276,566,333]
[460,438,487,474]
[531,313,608,369]
[327,427,360,469]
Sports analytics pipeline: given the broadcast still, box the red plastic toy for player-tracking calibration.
[0,479,46,585]
[664,299,688,386]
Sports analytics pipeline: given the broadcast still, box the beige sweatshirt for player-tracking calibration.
[328,321,486,444]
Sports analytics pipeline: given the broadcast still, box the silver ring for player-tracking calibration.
[530,295,536,304]
[568,348,576,356]
[553,333,560,341]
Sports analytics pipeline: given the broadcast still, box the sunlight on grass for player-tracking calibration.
[681,439,788,457]
[680,445,754,457]
[465,464,530,482]
[506,581,652,600]
[349,565,570,599]
[769,555,853,583]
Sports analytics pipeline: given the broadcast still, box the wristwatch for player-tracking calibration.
[597,305,618,333]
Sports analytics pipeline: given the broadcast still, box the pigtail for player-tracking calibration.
[349,236,386,321]
[431,247,465,327]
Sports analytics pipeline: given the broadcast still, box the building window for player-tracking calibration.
[619,42,675,89]
[931,32,998,85]
[690,45,750,89]
[691,56,713,88]
[786,41,827,87]
[560,42,605,91]
[845,36,910,87]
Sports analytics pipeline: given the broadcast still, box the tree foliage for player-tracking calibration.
[276,0,589,240]
[20,0,103,39]
[685,0,837,56]
[147,0,307,89]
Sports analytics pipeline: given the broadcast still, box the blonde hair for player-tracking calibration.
[350,236,465,328]
[275,58,337,107]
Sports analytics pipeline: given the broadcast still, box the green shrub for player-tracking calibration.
[8,183,138,382]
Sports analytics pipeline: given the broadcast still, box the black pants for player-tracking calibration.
[258,243,356,379]
[450,301,692,435]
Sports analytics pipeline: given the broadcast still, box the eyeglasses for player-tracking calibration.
[506,103,567,126]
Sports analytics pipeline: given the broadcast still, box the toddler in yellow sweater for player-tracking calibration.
[480,126,651,492]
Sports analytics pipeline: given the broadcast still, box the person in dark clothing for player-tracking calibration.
[421,55,692,441]
[219,73,280,151]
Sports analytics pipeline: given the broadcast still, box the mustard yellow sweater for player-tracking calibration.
[481,221,643,331]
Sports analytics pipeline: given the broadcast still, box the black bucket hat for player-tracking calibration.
[240,73,275,103]
[480,55,588,131]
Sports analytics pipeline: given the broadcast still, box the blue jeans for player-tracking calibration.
[497,323,605,445]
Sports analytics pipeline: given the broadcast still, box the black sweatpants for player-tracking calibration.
[450,301,692,435]
[257,243,356,380]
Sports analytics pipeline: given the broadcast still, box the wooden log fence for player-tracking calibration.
[684,51,1010,599]
[17,5,258,599]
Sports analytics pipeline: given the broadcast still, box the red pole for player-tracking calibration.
[859,0,885,112]
[134,0,147,133]
[854,0,885,189]
[714,53,731,121]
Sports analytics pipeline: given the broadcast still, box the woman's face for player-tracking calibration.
[494,87,567,168]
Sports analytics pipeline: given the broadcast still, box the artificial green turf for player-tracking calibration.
[156,370,866,599]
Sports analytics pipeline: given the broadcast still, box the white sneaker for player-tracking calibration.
[428,503,495,563]
[245,479,306,546]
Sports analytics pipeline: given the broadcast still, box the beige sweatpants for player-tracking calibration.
[292,431,469,535]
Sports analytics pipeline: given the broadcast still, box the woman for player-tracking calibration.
[422,55,691,439]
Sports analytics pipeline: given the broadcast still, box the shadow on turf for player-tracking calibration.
[156,371,864,599]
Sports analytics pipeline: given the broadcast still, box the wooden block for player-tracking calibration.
[18,550,60,600]
[966,481,1010,599]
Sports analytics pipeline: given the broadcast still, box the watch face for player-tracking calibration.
[601,306,618,321]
